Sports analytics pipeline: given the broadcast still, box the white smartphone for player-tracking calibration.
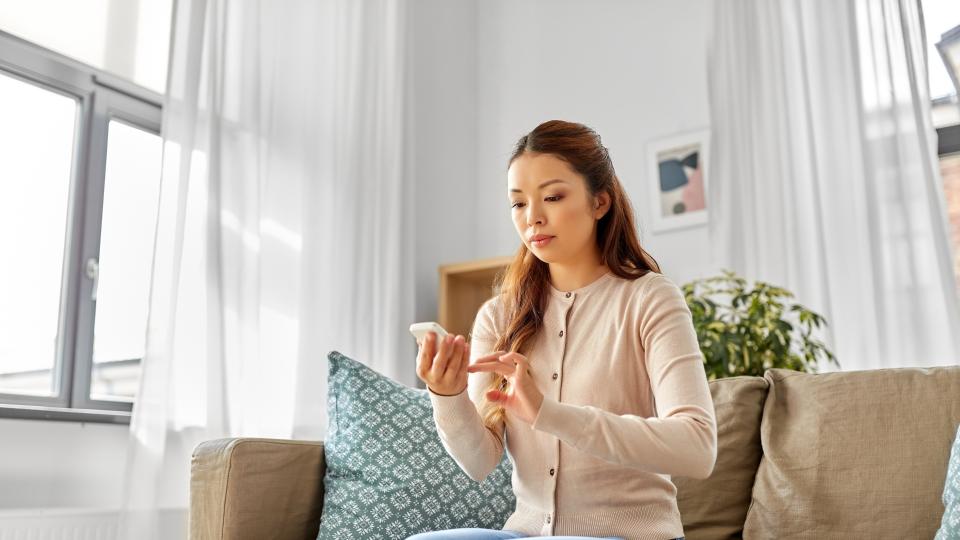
[409,321,449,343]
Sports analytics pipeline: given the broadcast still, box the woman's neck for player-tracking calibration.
[548,258,609,292]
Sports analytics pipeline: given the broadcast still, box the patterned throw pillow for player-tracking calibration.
[317,351,515,540]
[937,424,960,539]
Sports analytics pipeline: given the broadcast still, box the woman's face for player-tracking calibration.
[507,152,609,265]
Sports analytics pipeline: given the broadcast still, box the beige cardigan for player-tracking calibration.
[428,270,717,540]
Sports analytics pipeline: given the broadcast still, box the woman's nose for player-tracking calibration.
[526,208,544,226]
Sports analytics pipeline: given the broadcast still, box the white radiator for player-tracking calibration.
[0,508,119,540]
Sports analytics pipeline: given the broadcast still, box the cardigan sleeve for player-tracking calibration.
[428,297,507,482]
[530,274,718,479]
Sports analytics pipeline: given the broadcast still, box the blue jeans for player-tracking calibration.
[406,530,684,540]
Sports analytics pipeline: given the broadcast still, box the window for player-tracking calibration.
[939,122,960,295]
[92,120,163,402]
[0,72,75,400]
[922,1,960,295]
[0,29,165,423]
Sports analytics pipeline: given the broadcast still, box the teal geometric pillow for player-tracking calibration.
[937,423,960,540]
[317,351,515,540]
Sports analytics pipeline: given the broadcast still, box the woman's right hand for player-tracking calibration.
[416,332,469,396]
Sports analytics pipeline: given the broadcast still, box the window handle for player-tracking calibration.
[85,257,99,301]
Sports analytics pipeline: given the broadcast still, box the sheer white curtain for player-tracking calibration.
[117,0,414,536]
[707,0,960,371]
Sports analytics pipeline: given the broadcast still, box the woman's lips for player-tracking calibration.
[531,236,554,247]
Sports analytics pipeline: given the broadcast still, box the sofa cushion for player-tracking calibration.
[318,351,515,540]
[936,423,960,539]
[190,438,326,540]
[745,366,960,539]
[674,375,768,540]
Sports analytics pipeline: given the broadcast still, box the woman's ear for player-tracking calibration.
[594,192,611,219]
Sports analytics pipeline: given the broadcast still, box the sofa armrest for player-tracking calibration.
[190,438,326,540]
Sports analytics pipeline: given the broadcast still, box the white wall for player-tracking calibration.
[0,0,717,517]
[410,0,479,326]
[472,0,719,286]
[410,0,721,323]
[0,418,127,508]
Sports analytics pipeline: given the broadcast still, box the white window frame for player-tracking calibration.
[0,29,163,424]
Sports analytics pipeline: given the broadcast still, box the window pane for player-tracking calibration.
[0,71,77,397]
[921,0,960,99]
[91,120,162,402]
[942,153,960,296]
[0,0,173,94]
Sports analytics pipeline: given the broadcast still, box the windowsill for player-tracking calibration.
[0,403,131,425]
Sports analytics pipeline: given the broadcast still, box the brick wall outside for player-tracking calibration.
[942,154,960,296]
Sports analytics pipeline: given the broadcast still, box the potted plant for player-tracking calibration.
[682,270,839,379]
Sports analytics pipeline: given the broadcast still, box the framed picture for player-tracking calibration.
[646,129,710,232]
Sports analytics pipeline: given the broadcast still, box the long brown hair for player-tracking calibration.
[477,119,661,431]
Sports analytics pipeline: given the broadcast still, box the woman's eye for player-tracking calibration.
[512,196,561,208]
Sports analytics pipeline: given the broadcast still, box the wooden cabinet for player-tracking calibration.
[438,256,512,339]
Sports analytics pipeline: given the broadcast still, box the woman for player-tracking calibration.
[410,120,716,540]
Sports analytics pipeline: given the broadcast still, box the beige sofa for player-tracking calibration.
[190,366,960,539]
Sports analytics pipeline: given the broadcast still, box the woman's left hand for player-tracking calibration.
[467,351,544,425]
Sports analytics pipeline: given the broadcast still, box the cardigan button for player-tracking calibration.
[565,292,571,298]
[558,330,564,337]
[552,373,558,380]
[549,468,555,476]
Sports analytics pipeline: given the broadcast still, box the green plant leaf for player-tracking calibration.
[684,270,839,378]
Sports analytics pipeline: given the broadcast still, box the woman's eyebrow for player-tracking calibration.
[509,178,568,193]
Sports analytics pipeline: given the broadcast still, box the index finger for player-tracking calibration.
[466,362,514,376]
[471,350,508,364]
